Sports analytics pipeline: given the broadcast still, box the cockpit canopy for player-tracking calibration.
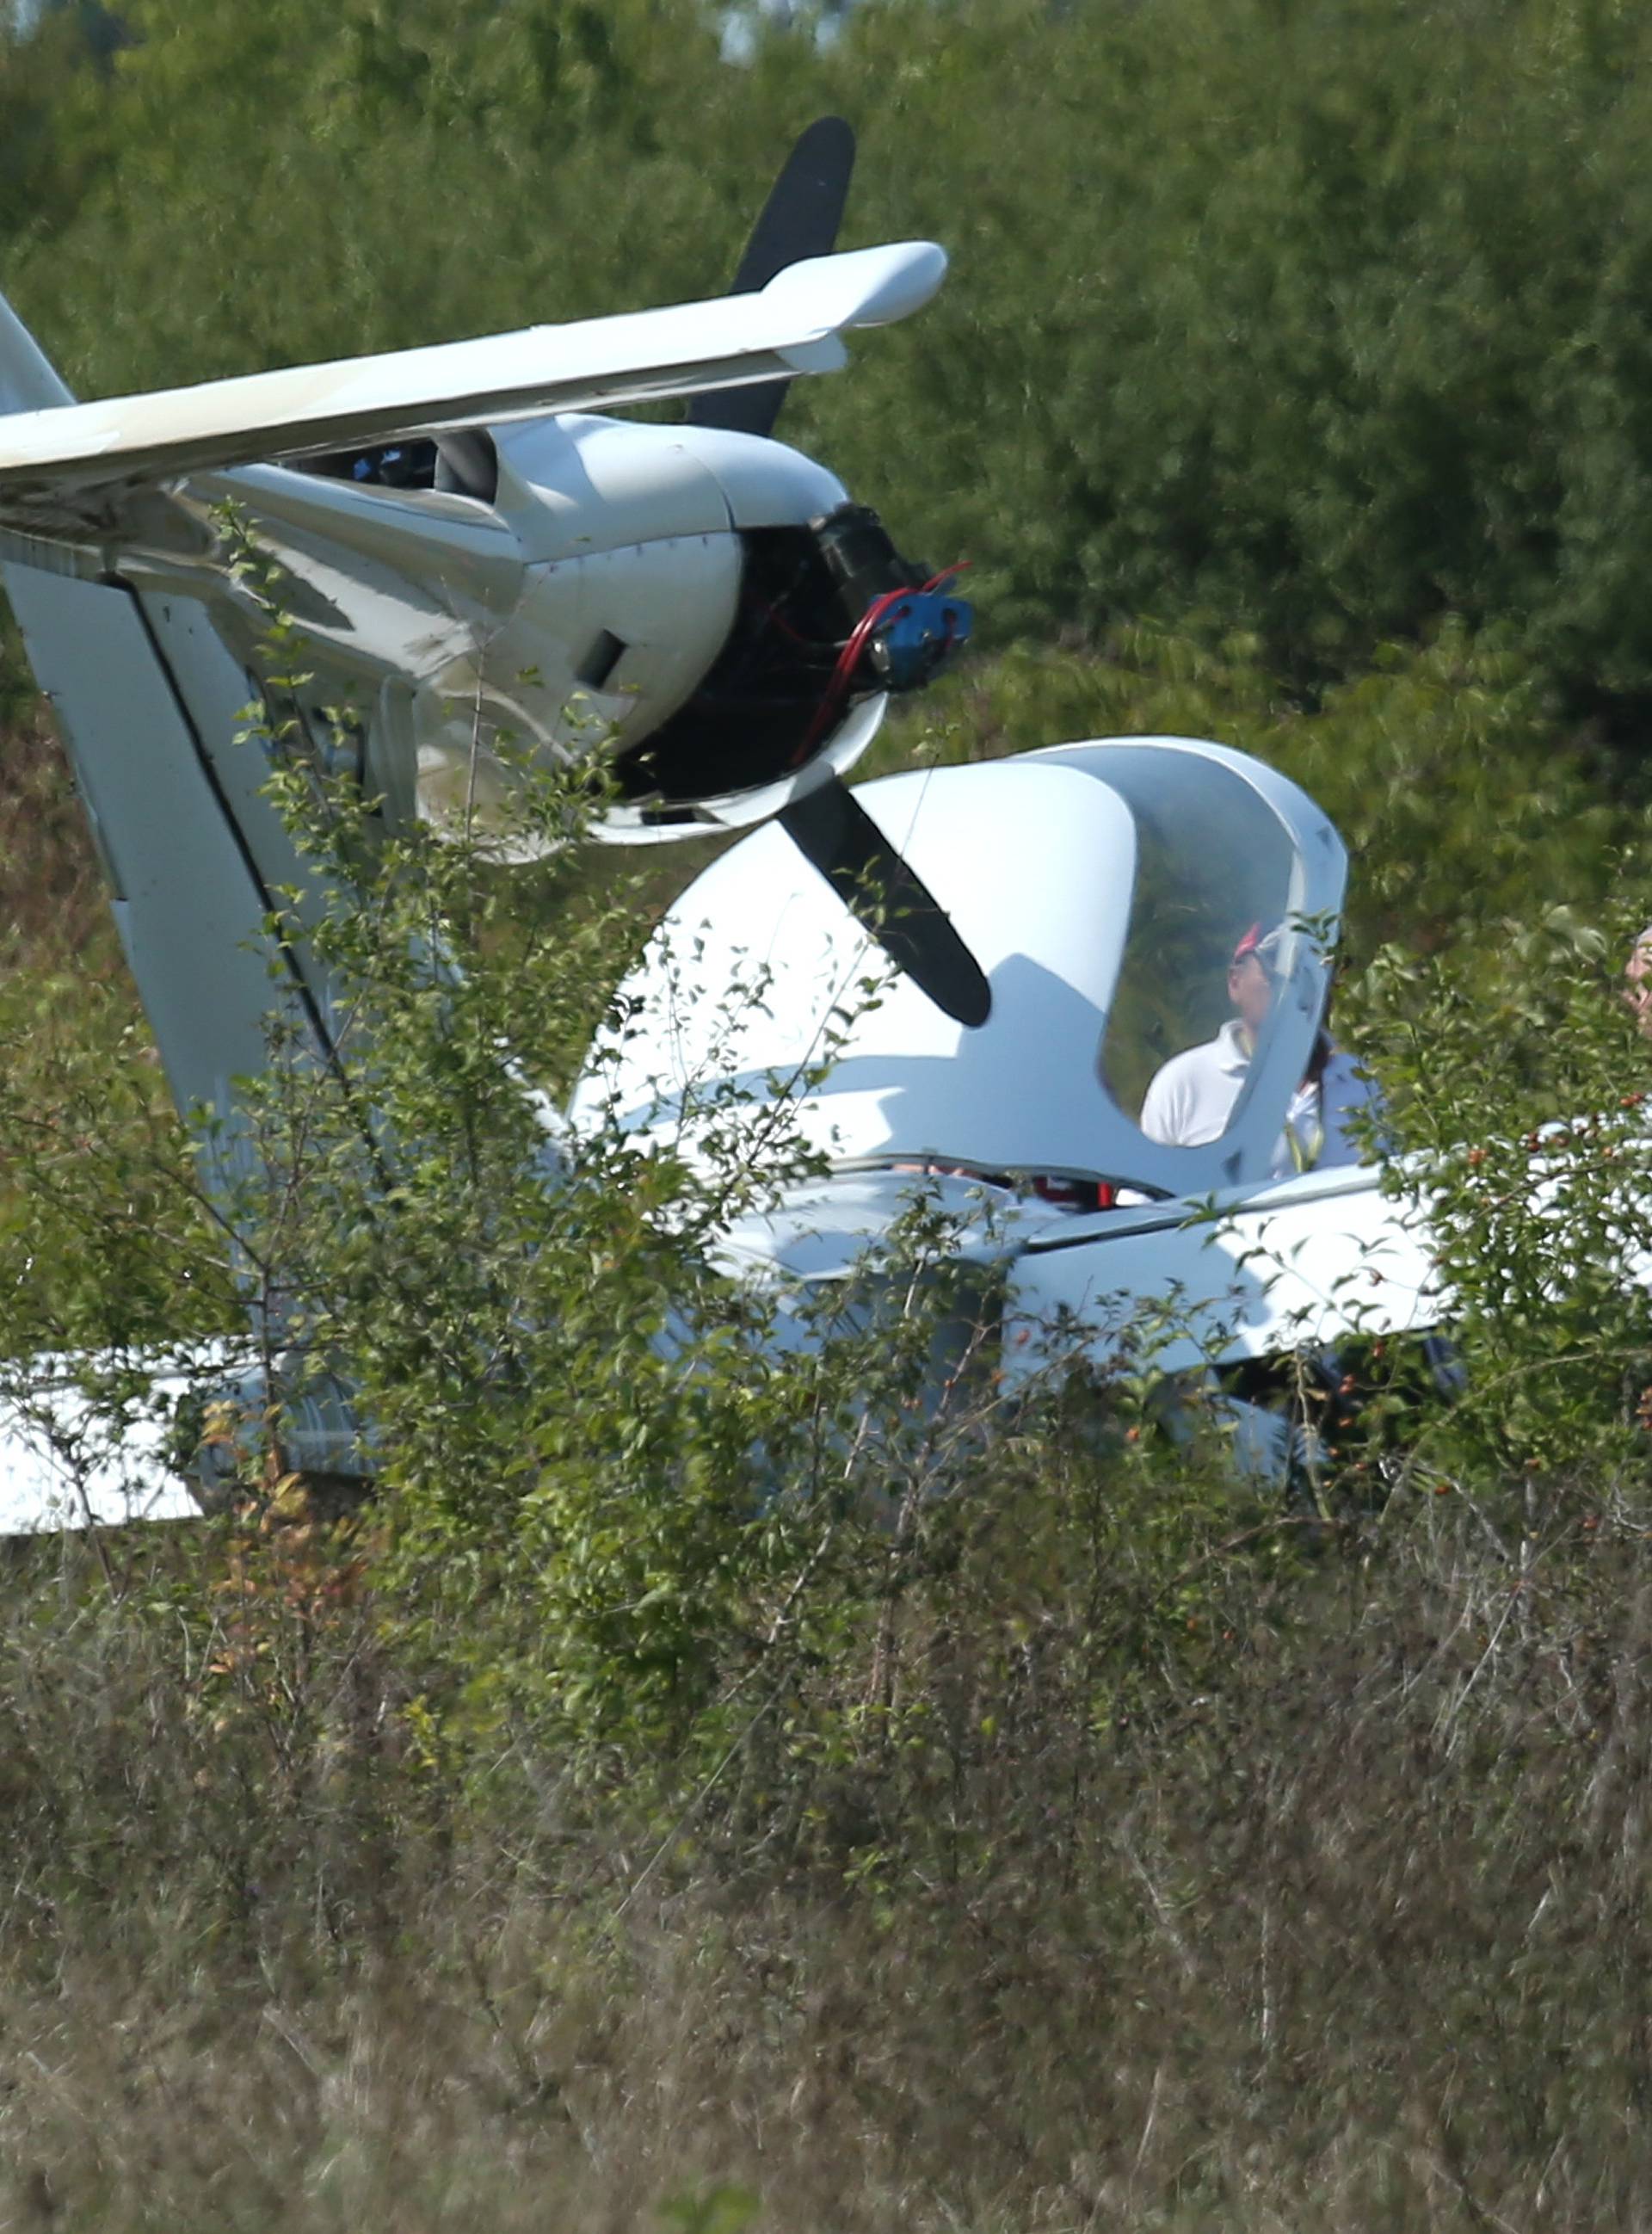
[574,737,1349,1200]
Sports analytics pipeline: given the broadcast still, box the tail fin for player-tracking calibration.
[0,286,72,415]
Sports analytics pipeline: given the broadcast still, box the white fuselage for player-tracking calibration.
[125,414,867,849]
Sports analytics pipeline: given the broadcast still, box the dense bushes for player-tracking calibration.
[17,1,1652,724]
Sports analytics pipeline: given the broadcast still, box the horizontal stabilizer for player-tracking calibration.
[0,241,946,537]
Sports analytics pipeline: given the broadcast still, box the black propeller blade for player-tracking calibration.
[689,115,856,441]
[779,778,992,1029]
[700,119,991,1029]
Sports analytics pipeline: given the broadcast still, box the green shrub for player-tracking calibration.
[22,0,1652,724]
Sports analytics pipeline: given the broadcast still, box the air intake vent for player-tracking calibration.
[576,630,626,690]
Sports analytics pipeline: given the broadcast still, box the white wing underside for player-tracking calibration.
[0,240,945,540]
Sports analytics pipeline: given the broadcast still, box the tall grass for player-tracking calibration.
[1,1484,1647,2232]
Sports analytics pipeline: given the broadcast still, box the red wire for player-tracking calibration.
[789,562,970,770]
[790,585,907,767]
[921,562,971,592]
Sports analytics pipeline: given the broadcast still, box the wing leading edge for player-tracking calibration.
[0,241,946,539]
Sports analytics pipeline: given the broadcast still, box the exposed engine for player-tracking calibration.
[619,503,971,803]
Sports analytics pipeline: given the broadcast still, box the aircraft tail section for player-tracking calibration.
[2,564,317,1153]
[0,285,72,415]
[0,279,346,1143]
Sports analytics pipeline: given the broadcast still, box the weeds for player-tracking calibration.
[0,1484,1649,2231]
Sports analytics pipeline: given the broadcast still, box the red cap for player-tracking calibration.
[1232,923,1264,964]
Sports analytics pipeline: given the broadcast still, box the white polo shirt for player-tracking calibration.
[1137,1019,1382,1177]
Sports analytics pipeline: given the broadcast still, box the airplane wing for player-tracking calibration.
[0,241,946,540]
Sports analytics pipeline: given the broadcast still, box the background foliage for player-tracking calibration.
[17,0,1652,719]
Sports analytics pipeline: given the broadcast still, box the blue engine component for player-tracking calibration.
[867,586,973,693]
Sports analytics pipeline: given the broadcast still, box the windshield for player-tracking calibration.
[1086,745,1309,1135]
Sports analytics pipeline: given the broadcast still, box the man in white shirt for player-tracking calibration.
[1137,923,1381,1177]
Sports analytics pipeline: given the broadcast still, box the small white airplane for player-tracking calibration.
[0,122,1447,1532]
